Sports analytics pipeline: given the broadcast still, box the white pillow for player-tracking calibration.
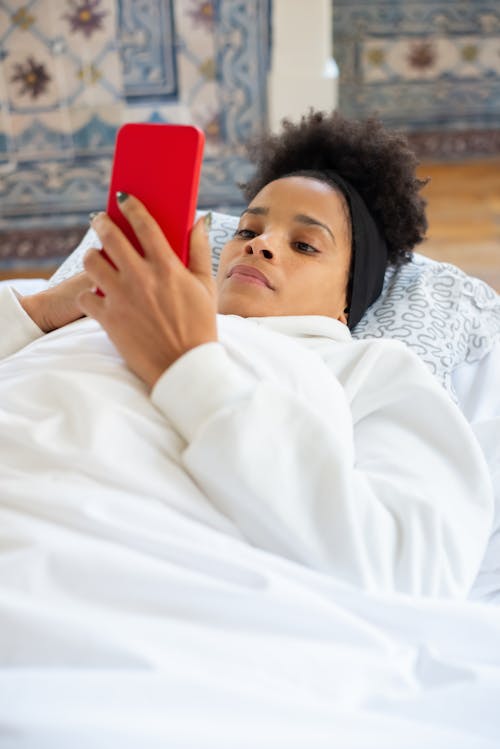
[452,346,500,605]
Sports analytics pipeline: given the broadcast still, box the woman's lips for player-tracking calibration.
[229,271,269,287]
[227,264,274,288]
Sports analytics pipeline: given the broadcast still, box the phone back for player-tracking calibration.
[106,123,205,265]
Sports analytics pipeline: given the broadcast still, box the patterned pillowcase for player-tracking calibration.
[353,255,500,401]
[49,210,500,399]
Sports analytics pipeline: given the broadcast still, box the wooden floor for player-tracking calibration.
[416,158,500,291]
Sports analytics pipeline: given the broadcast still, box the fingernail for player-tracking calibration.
[116,191,129,204]
[88,211,100,222]
[204,211,212,233]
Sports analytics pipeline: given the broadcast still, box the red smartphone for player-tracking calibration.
[100,122,205,276]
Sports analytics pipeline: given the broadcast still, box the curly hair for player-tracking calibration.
[242,110,429,266]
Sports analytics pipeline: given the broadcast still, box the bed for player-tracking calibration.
[1,211,499,748]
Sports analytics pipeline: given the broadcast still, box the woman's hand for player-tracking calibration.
[19,271,94,333]
[77,194,218,390]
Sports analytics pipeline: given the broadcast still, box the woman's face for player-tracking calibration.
[215,176,352,322]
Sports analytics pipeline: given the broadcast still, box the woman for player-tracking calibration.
[1,111,493,598]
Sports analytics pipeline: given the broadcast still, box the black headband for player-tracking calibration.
[289,170,389,330]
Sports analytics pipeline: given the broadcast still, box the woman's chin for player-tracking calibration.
[217,293,275,318]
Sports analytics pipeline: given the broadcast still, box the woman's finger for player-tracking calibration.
[76,288,106,321]
[83,248,121,296]
[188,214,215,288]
[114,192,184,268]
[90,212,142,275]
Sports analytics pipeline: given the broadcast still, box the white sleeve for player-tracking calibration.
[151,340,493,599]
[0,286,44,360]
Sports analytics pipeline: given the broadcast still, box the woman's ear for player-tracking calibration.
[337,306,349,326]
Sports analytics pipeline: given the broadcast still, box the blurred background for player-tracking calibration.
[0,0,499,289]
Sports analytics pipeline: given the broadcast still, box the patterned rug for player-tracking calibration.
[3,0,499,275]
[0,0,270,275]
[333,0,500,158]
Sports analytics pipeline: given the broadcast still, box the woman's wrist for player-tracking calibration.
[17,292,51,333]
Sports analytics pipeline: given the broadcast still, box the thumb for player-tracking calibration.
[188,213,213,284]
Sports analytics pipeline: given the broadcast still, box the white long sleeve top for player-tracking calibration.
[0,285,493,598]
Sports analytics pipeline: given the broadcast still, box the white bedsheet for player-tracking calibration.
[2,570,500,747]
[1,282,500,747]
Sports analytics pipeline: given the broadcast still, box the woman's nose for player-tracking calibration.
[245,235,274,259]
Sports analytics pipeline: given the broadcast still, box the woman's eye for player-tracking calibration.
[234,228,257,239]
[295,241,318,254]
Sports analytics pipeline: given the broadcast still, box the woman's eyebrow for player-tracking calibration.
[240,207,337,246]
[240,206,268,217]
[294,214,336,245]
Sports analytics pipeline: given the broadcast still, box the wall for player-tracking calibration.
[267,0,337,131]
